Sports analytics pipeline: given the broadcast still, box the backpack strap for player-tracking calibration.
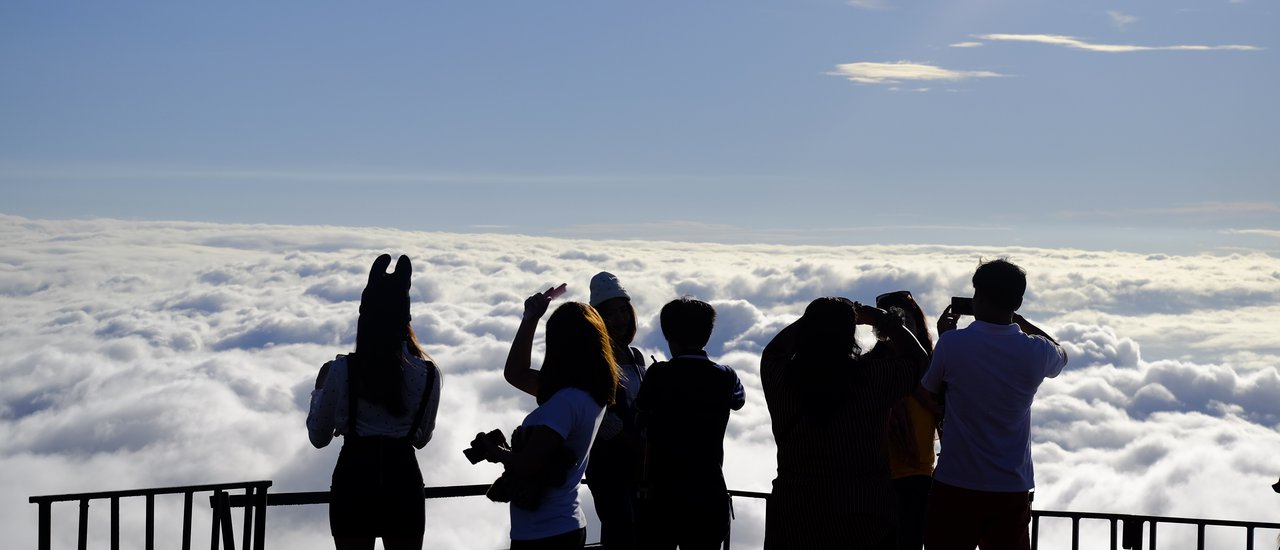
[345,354,359,435]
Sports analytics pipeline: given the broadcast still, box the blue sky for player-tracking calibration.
[2,0,1277,253]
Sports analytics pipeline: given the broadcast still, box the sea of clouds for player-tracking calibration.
[2,214,1278,549]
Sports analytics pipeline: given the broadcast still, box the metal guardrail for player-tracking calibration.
[28,480,271,550]
[31,480,1280,549]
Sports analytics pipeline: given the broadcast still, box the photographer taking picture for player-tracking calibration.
[475,298,621,549]
[922,259,1068,550]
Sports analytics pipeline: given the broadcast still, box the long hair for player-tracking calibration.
[787,297,861,421]
[876,291,934,461]
[351,321,427,416]
[538,302,620,408]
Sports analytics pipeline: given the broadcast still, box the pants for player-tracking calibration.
[511,528,587,550]
[590,479,642,550]
[329,436,425,538]
[923,480,1030,550]
[892,475,931,550]
[644,491,729,550]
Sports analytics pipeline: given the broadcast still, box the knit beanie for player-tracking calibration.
[589,271,630,307]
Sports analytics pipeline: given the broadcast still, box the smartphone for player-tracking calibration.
[544,283,567,300]
[951,296,974,316]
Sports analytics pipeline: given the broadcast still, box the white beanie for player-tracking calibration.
[589,271,630,306]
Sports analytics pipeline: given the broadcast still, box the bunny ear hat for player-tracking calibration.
[359,254,412,327]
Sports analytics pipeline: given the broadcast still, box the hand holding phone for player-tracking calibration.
[950,297,974,316]
[543,283,567,300]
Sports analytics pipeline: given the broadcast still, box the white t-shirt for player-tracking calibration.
[306,344,443,449]
[921,320,1067,492]
[510,387,606,541]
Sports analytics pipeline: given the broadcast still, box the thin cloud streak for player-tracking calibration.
[828,61,1004,85]
[1056,201,1280,220]
[949,41,984,48]
[975,33,1262,53]
[1107,11,1139,30]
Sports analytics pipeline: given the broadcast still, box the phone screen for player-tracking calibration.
[951,297,974,316]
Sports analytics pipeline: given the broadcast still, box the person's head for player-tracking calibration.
[875,290,933,350]
[660,297,716,354]
[795,296,860,359]
[539,302,621,407]
[353,254,423,415]
[971,258,1026,316]
[589,272,637,349]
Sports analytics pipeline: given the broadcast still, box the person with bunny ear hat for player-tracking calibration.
[307,254,444,550]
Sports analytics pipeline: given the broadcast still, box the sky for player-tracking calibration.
[2,1,1279,549]
[1,0,1277,253]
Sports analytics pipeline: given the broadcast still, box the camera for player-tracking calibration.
[464,429,507,464]
[950,297,974,316]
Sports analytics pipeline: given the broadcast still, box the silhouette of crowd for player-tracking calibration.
[307,256,1068,550]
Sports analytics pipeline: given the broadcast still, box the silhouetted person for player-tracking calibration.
[307,254,444,550]
[870,291,941,550]
[635,297,745,550]
[481,301,622,549]
[505,272,648,550]
[762,297,930,550]
[921,259,1067,550]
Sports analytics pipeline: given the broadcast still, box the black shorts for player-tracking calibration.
[329,436,425,538]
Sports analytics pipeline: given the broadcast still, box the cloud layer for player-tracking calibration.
[2,215,1279,549]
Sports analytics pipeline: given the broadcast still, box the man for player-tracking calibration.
[636,297,746,550]
[922,259,1068,550]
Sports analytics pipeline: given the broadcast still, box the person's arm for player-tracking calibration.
[1013,313,1058,344]
[306,358,342,449]
[856,303,929,372]
[504,291,552,397]
[727,368,746,411]
[762,319,801,369]
[412,363,444,449]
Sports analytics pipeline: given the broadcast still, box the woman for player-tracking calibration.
[761,297,929,550]
[482,300,621,548]
[873,291,942,550]
[505,272,646,550]
[307,254,444,550]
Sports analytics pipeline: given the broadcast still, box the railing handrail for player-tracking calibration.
[31,480,1280,550]
[28,480,273,504]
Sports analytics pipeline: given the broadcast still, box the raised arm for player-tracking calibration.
[504,291,552,397]
[762,318,801,369]
[1013,313,1059,345]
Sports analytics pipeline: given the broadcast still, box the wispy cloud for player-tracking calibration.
[1058,202,1280,219]
[846,0,888,10]
[1224,228,1280,239]
[828,61,1003,85]
[1107,10,1139,30]
[950,41,984,48]
[975,33,1261,52]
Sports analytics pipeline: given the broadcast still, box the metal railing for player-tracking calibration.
[28,480,271,550]
[31,480,1280,549]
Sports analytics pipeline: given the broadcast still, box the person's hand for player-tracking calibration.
[852,302,888,326]
[522,291,553,321]
[314,361,333,391]
[471,430,510,463]
[937,305,959,335]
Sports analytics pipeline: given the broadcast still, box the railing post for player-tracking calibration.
[241,487,253,550]
[218,491,237,550]
[1109,518,1117,550]
[78,498,89,550]
[1071,516,1080,550]
[1122,517,1143,550]
[1031,513,1040,550]
[253,484,268,550]
[210,491,221,550]
[146,494,155,550]
[37,501,51,550]
[1196,523,1205,549]
[1148,520,1157,548]
[183,491,194,550]
[111,496,121,550]
[1246,526,1254,550]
